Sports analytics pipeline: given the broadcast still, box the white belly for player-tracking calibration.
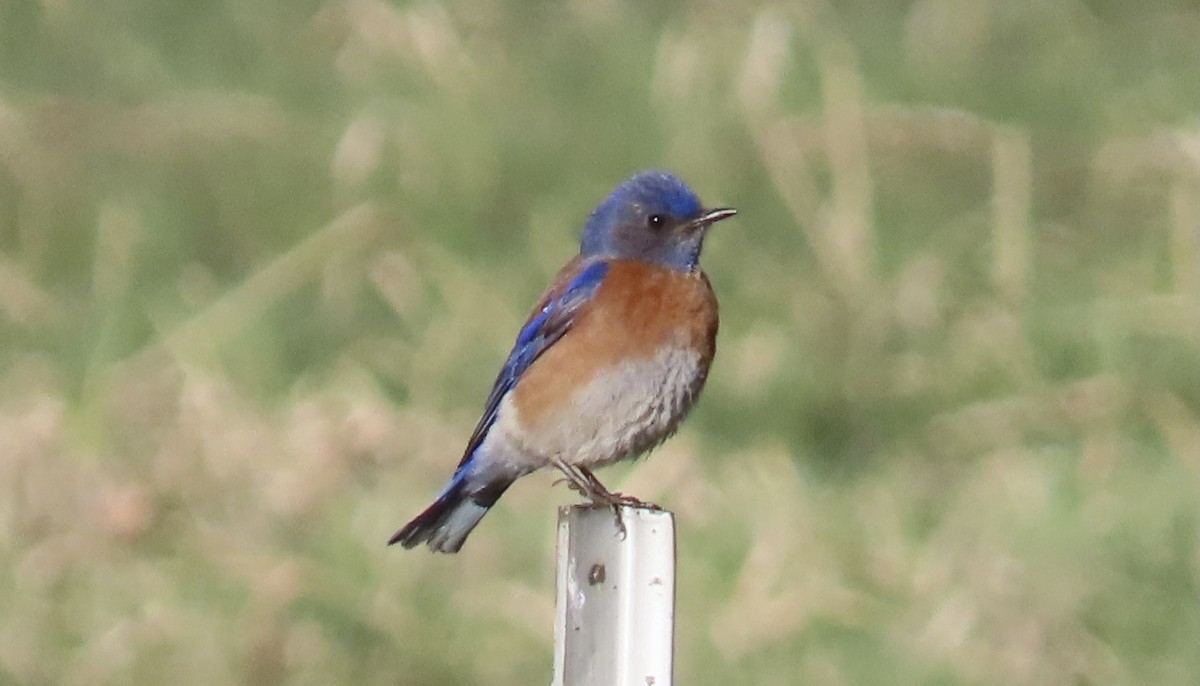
[480,345,708,473]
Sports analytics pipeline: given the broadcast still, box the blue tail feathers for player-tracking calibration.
[389,471,513,553]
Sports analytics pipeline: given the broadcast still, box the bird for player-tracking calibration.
[390,170,736,553]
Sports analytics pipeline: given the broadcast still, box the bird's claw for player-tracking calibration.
[552,462,661,538]
[586,491,661,511]
[584,492,663,540]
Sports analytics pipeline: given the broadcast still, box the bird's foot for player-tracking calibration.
[590,493,664,539]
[573,467,662,510]
[575,470,663,539]
[585,490,662,511]
[551,462,661,539]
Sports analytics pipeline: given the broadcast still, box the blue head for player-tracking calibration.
[580,170,736,271]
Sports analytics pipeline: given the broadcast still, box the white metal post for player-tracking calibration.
[552,504,677,686]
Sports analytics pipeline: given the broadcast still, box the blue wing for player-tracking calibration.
[454,258,610,469]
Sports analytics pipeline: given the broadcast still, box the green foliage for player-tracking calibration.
[0,0,1196,684]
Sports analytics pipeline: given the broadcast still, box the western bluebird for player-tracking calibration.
[390,170,736,553]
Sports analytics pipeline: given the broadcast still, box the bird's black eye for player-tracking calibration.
[647,214,666,230]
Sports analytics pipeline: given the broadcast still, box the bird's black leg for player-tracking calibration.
[577,467,663,512]
[552,459,597,498]
[551,461,665,537]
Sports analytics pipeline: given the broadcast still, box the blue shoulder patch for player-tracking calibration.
[454,259,610,470]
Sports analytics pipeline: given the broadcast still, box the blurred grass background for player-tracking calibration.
[1,0,1197,684]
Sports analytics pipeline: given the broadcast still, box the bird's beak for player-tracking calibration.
[687,207,737,232]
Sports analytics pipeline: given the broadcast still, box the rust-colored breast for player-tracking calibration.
[511,260,718,429]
